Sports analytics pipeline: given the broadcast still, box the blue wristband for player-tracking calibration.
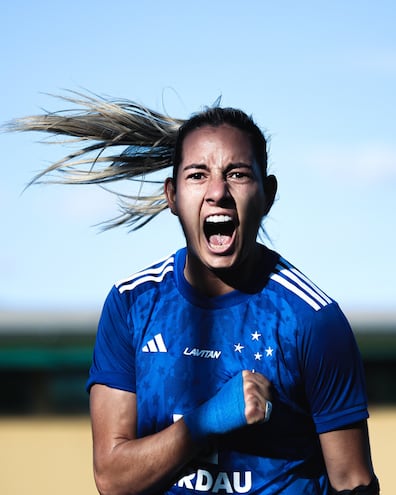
[183,372,247,442]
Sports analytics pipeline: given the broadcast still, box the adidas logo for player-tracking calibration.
[142,333,168,353]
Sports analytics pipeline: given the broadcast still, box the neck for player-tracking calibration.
[184,244,267,297]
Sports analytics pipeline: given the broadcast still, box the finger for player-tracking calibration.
[242,370,272,399]
[241,370,273,424]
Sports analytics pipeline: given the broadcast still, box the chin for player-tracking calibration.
[205,252,242,272]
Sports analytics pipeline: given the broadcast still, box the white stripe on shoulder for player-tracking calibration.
[275,263,329,306]
[271,259,331,311]
[116,255,175,293]
[289,267,332,304]
[271,273,321,311]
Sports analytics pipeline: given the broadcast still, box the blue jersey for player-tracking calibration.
[87,247,369,494]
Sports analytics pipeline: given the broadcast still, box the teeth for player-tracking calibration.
[206,215,232,223]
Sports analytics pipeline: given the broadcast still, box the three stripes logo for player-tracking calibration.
[142,333,168,353]
[270,259,332,311]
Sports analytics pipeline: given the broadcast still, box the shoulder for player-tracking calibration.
[114,251,179,296]
[267,254,335,314]
[264,253,353,342]
[100,251,181,320]
[267,256,358,355]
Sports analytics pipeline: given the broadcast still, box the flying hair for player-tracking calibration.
[6,91,269,231]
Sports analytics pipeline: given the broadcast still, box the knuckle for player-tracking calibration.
[245,398,265,424]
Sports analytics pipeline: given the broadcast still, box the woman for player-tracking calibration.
[9,93,379,494]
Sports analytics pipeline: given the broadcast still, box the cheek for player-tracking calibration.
[176,187,202,214]
[244,190,266,219]
[174,195,200,230]
[255,186,268,217]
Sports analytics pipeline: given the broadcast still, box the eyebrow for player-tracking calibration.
[181,162,253,172]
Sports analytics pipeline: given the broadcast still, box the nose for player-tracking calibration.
[205,175,231,204]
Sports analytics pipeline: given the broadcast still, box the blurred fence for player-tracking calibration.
[0,310,395,414]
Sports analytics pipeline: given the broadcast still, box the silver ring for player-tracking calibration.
[264,400,272,422]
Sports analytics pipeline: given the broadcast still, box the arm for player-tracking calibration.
[299,305,379,492]
[90,384,199,495]
[90,371,271,495]
[320,420,379,493]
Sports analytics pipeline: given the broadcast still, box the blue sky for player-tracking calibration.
[1,0,395,315]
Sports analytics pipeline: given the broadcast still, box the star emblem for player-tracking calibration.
[251,331,261,341]
[234,343,244,353]
[265,346,274,357]
[254,352,262,360]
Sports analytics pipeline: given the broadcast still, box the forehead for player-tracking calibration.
[180,124,254,163]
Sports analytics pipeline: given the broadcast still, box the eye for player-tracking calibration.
[187,172,205,180]
[227,170,252,181]
[229,171,245,179]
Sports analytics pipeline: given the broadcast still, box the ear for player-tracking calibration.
[262,174,277,216]
[164,177,178,215]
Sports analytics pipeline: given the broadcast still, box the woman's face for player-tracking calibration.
[165,124,274,274]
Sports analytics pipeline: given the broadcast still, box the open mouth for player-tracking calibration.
[204,215,236,250]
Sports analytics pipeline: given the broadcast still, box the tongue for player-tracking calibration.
[209,234,231,246]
